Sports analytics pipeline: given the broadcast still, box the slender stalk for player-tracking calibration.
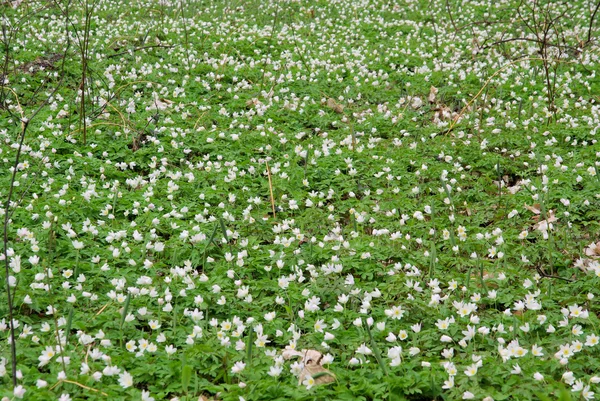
[429,204,437,279]
[1,0,70,387]
[258,0,281,91]
[586,1,600,45]
[178,0,192,71]
[79,0,90,144]
[364,319,388,376]
[1,121,26,386]
[266,161,276,219]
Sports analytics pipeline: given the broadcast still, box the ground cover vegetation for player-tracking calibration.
[1,0,600,399]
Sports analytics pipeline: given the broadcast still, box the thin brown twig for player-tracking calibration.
[586,0,600,45]
[2,1,72,386]
[535,266,574,282]
[445,56,578,134]
[445,0,458,36]
[84,344,92,366]
[479,36,579,52]
[50,379,108,396]
[93,303,109,318]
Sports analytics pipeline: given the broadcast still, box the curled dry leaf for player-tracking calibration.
[492,180,505,190]
[507,181,524,194]
[299,363,336,386]
[573,257,600,273]
[410,96,423,109]
[585,242,600,258]
[432,104,457,123]
[282,348,335,386]
[524,203,558,232]
[246,98,261,107]
[282,348,322,364]
[524,203,542,215]
[428,85,438,103]
[148,98,173,111]
[326,98,344,113]
[532,210,557,232]
[282,349,305,360]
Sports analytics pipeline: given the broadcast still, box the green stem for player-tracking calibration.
[73,250,80,279]
[465,266,472,295]
[364,320,388,376]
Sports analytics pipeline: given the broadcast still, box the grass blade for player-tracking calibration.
[65,307,74,343]
[218,216,229,243]
[246,326,254,365]
[120,293,131,330]
[182,364,192,393]
[364,319,388,376]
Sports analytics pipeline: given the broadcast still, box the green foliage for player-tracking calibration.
[1,0,600,400]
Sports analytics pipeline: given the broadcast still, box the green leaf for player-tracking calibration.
[120,293,131,330]
[182,365,192,393]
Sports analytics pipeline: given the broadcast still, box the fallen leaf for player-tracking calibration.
[282,349,305,360]
[524,203,541,214]
[283,348,323,364]
[299,363,336,385]
[574,257,600,273]
[507,181,523,194]
[585,242,600,258]
[532,210,557,232]
[428,86,438,103]
[432,104,456,122]
[246,98,261,107]
[148,98,173,111]
[282,348,336,386]
[410,96,423,109]
[326,98,344,113]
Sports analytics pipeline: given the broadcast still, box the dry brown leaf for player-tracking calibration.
[574,257,600,272]
[299,363,336,385]
[282,349,323,364]
[282,349,305,360]
[507,181,523,194]
[246,98,261,107]
[283,348,335,386]
[149,98,173,111]
[432,105,456,122]
[428,86,438,103]
[463,202,472,216]
[524,203,541,215]
[410,96,423,109]
[532,210,557,232]
[326,98,344,113]
[585,242,600,258]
